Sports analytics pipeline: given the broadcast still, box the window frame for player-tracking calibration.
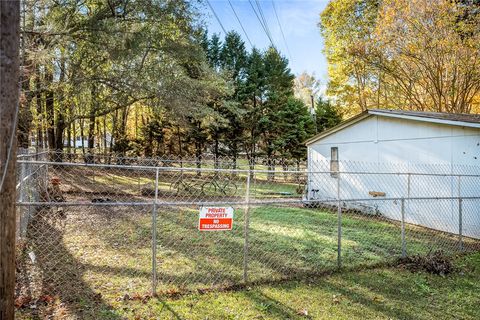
[330,147,339,177]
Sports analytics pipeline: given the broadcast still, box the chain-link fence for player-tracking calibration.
[15,151,480,308]
[38,150,307,172]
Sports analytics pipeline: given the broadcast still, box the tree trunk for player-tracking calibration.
[176,125,183,157]
[111,110,118,156]
[267,147,275,182]
[54,58,66,161]
[145,133,153,158]
[213,130,219,168]
[86,85,97,163]
[0,2,20,318]
[80,118,85,155]
[103,115,107,155]
[195,143,202,177]
[45,68,55,151]
[109,114,114,163]
[35,64,43,149]
[86,113,95,163]
[67,121,72,154]
[231,144,237,170]
[88,114,95,150]
[17,63,33,148]
[195,121,202,177]
[54,111,65,161]
[72,119,76,154]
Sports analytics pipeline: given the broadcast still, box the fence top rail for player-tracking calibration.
[16,196,480,207]
[16,159,480,178]
[18,151,307,166]
[17,151,49,157]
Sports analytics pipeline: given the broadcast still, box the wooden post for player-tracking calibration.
[0,1,20,318]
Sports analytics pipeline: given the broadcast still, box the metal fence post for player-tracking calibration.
[459,198,463,251]
[151,168,159,296]
[337,173,342,269]
[18,159,26,238]
[243,171,251,283]
[401,198,406,258]
[406,173,411,198]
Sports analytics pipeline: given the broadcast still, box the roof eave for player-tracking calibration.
[367,110,480,129]
[305,111,371,146]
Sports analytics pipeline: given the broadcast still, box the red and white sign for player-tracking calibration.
[199,207,234,231]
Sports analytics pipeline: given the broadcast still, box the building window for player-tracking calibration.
[330,147,339,177]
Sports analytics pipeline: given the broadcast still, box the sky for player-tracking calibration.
[203,0,330,91]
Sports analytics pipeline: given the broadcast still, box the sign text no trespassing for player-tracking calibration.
[199,207,233,231]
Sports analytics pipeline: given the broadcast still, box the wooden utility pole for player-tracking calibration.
[0,1,20,319]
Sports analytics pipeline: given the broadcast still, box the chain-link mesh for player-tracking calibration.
[14,151,480,310]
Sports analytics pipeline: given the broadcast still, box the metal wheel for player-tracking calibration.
[220,180,238,196]
[201,181,217,196]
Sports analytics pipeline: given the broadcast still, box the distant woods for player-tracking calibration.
[320,0,480,116]
[17,0,341,164]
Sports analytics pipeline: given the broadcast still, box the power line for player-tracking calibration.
[227,0,253,48]
[247,0,275,48]
[271,0,292,60]
[206,0,227,35]
[255,0,274,44]
[255,0,276,49]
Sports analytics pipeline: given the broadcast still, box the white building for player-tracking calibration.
[305,109,480,239]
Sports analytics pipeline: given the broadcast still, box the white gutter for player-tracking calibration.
[368,110,480,129]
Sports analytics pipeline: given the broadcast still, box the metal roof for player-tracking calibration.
[368,109,480,125]
[305,109,480,146]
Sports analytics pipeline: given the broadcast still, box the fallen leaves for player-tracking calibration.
[398,250,454,275]
[14,294,56,309]
[39,294,55,304]
[14,295,31,308]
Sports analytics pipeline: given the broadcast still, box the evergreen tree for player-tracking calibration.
[220,31,248,83]
[277,97,316,166]
[218,31,248,167]
[207,33,223,71]
[315,97,343,132]
[242,47,265,168]
[260,47,295,176]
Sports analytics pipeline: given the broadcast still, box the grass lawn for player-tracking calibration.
[16,253,480,319]
[114,253,480,320]
[15,202,479,319]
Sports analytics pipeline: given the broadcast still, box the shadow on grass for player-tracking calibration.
[57,166,301,203]
[114,253,479,320]
[17,200,478,317]
[152,204,480,294]
[151,205,340,290]
[242,290,311,319]
[16,208,123,319]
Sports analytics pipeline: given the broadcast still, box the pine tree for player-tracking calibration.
[277,97,316,167]
[218,31,248,167]
[315,96,343,132]
[260,47,294,177]
[242,47,265,169]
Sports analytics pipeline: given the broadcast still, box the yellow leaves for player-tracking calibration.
[322,0,480,113]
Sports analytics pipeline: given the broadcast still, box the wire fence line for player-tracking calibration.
[14,151,480,306]
[24,149,308,172]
